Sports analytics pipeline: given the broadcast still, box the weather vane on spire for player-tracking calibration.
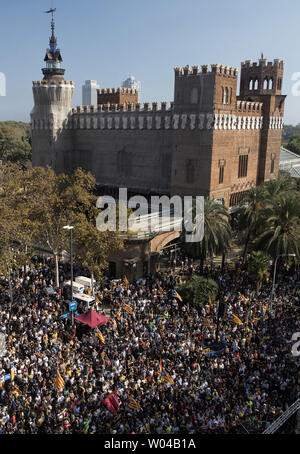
[45,4,57,52]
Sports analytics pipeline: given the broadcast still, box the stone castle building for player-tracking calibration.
[31,19,286,208]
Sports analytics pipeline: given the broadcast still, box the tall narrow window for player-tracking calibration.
[254,78,258,90]
[219,165,224,184]
[186,160,195,184]
[270,156,275,174]
[263,78,268,90]
[249,79,253,90]
[223,87,229,104]
[238,155,248,178]
[268,78,274,90]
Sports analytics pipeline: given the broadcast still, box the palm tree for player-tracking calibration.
[264,171,297,199]
[248,251,270,291]
[237,186,266,262]
[189,199,232,273]
[254,192,300,259]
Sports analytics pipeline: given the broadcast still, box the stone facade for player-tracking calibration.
[97,87,139,106]
[31,58,286,207]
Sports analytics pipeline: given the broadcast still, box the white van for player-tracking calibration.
[65,280,85,294]
[75,276,96,291]
[73,293,96,311]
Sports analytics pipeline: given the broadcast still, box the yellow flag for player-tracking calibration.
[231,314,243,325]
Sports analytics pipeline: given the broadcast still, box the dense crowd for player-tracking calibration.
[0,256,299,434]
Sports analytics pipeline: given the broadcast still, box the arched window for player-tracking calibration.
[263,78,268,90]
[223,87,229,104]
[249,79,253,90]
[254,78,258,90]
[268,78,273,90]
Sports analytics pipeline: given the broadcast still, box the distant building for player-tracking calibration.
[82,80,100,106]
[122,76,141,92]
[279,147,300,178]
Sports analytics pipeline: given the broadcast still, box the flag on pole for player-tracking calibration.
[124,276,129,287]
[53,369,65,391]
[157,283,163,294]
[161,370,175,385]
[172,290,183,302]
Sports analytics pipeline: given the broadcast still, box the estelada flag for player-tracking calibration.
[231,314,243,325]
[123,304,133,315]
[128,395,141,411]
[161,370,174,385]
[172,290,183,302]
[124,276,129,287]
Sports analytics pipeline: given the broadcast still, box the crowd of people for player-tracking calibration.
[0,255,299,434]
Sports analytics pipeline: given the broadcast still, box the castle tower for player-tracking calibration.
[31,10,74,172]
[238,56,286,184]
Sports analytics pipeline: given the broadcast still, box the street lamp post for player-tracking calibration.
[63,225,74,326]
[270,253,296,312]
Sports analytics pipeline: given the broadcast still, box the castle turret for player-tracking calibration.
[31,10,74,172]
[238,56,286,183]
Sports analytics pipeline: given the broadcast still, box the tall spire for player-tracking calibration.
[42,7,65,81]
[49,12,57,52]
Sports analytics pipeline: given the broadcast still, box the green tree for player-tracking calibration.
[187,199,231,272]
[287,134,300,155]
[254,193,300,259]
[237,186,266,262]
[73,214,124,293]
[176,275,218,309]
[248,251,271,290]
[264,172,297,199]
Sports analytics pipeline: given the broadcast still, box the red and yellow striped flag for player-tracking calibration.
[128,395,141,411]
[96,327,105,344]
[123,304,133,315]
[53,369,65,391]
[231,314,243,325]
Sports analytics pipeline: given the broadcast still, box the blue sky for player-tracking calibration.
[0,0,299,124]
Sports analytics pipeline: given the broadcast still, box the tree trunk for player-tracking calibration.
[91,271,95,296]
[54,253,59,288]
[8,272,13,308]
[221,252,226,271]
[242,231,251,264]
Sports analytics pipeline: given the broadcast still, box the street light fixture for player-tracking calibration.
[63,225,74,326]
[270,253,296,312]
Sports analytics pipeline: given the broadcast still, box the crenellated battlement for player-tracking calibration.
[241,58,284,69]
[174,64,239,77]
[73,102,172,114]
[33,80,74,86]
[97,87,138,95]
[236,100,263,113]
